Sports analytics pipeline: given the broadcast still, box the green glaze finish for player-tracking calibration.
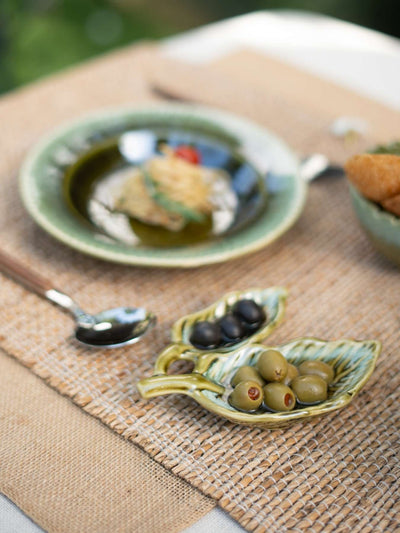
[137,337,381,428]
[171,286,287,352]
[349,184,400,266]
[19,103,306,267]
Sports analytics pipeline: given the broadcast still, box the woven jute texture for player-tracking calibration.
[1,43,400,532]
[0,348,215,533]
[0,44,218,533]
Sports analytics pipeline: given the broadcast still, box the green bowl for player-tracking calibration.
[349,184,400,266]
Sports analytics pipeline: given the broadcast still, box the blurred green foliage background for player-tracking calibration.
[1,0,399,94]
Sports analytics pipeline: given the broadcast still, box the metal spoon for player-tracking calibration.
[0,249,156,348]
[299,153,343,182]
[150,82,344,182]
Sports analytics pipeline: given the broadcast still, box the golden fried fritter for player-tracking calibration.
[345,153,400,202]
[381,194,400,217]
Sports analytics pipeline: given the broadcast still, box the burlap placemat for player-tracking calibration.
[1,43,399,532]
[0,348,214,533]
[0,44,216,533]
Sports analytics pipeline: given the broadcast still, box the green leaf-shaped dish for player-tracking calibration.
[137,338,381,428]
[171,286,287,352]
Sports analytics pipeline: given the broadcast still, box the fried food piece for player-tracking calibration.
[114,144,232,231]
[381,194,400,217]
[115,169,185,231]
[345,154,400,202]
[146,154,214,214]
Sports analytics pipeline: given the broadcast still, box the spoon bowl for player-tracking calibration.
[75,306,156,348]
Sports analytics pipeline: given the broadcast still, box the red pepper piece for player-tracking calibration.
[174,145,201,164]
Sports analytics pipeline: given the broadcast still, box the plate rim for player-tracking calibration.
[19,103,307,268]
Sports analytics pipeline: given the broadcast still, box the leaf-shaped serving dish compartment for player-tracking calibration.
[171,286,287,352]
[137,337,381,428]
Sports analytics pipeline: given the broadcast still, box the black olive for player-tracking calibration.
[231,299,266,329]
[189,321,221,349]
[218,313,246,344]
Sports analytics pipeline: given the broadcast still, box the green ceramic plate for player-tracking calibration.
[19,104,306,267]
[138,338,381,428]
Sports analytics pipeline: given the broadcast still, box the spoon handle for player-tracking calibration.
[0,248,54,297]
[0,249,94,326]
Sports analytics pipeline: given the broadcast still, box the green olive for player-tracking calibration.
[256,349,288,382]
[298,360,335,384]
[291,375,328,405]
[282,363,299,386]
[228,380,263,412]
[263,383,296,412]
[231,366,265,387]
